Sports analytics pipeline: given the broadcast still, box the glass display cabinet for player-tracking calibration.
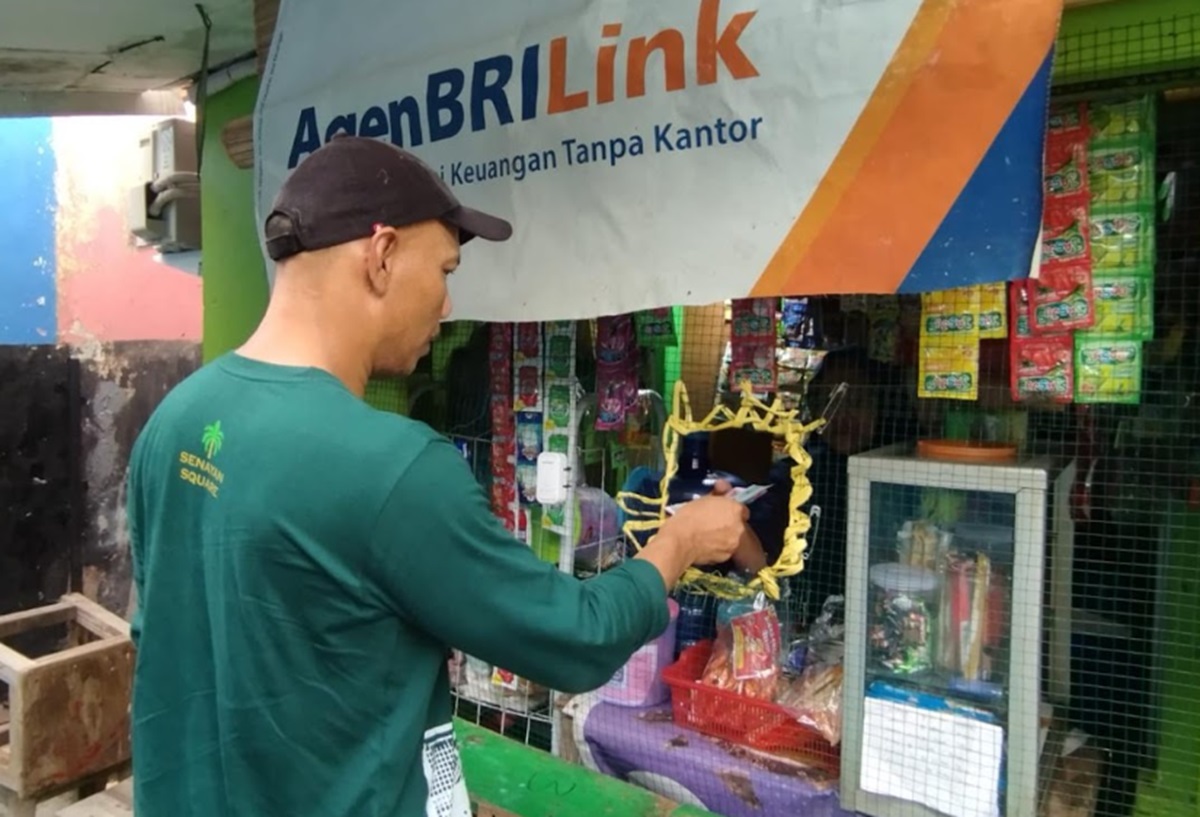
[840,445,1075,817]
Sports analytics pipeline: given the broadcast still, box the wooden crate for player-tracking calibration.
[0,594,133,804]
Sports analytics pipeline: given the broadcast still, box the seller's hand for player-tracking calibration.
[660,480,750,566]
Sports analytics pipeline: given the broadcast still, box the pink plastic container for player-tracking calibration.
[600,599,679,707]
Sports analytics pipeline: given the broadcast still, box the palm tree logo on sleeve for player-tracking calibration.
[179,422,226,498]
[202,421,225,459]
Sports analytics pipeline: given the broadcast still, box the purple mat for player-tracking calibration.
[582,701,854,817]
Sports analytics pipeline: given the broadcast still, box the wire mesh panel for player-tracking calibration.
[388,14,1200,817]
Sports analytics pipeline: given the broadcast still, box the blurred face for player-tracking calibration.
[810,360,878,456]
[366,220,460,375]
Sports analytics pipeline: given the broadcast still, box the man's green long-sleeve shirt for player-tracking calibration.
[126,353,668,817]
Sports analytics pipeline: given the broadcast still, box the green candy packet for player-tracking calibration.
[1088,95,1157,143]
[1074,336,1144,405]
[1085,271,1155,341]
[1089,137,1156,209]
[1090,207,1156,271]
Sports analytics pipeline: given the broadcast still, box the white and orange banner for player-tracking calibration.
[256,0,1063,322]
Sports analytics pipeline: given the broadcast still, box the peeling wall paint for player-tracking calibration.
[79,341,201,615]
[54,116,201,345]
[0,115,202,346]
[0,116,204,616]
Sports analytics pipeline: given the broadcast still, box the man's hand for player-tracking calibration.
[663,480,750,565]
[635,481,751,589]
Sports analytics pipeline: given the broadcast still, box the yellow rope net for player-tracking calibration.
[616,380,825,601]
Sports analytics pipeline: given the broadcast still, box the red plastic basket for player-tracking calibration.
[662,640,841,775]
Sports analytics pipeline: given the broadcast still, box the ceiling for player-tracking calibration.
[0,0,254,116]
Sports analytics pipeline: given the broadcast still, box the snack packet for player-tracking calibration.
[1010,280,1032,339]
[730,298,779,391]
[1090,208,1155,271]
[1075,336,1143,405]
[1088,95,1156,143]
[978,282,1008,340]
[1086,272,1154,340]
[920,287,981,341]
[701,594,782,701]
[1090,138,1156,209]
[635,308,678,348]
[1047,101,1089,141]
[775,663,844,746]
[1044,130,1089,204]
[1028,265,1095,334]
[918,342,979,401]
[1040,200,1092,273]
[513,323,544,412]
[1010,334,1074,403]
[595,315,638,431]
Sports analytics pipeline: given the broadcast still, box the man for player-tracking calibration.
[125,136,751,817]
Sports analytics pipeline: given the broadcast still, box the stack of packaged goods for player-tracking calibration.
[1076,94,1157,404]
[1004,94,1156,406]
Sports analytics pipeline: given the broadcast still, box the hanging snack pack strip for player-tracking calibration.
[1031,99,1096,338]
[867,295,903,363]
[489,323,518,530]
[918,287,980,401]
[1083,94,1157,347]
[1075,335,1143,405]
[516,412,542,508]
[595,314,639,431]
[542,321,577,533]
[634,308,678,348]
[512,323,545,531]
[543,322,576,435]
[1009,282,1073,403]
[1010,281,1033,339]
[513,323,544,413]
[978,283,1008,340]
[730,298,779,392]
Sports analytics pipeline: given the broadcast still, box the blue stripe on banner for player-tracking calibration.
[896,49,1054,295]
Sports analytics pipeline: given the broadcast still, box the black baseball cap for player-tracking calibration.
[264,135,512,261]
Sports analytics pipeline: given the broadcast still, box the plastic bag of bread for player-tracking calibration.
[700,593,782,701]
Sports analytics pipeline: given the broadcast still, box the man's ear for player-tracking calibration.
[365,227,403,296]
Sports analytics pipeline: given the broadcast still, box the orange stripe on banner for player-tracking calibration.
[751,0,1061,297]
[750,0,954,297]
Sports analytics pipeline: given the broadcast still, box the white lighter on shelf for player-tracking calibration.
[535,452,569,505]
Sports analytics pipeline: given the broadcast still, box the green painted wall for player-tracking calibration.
[1056,0,1200,83]
[201,77,268,363]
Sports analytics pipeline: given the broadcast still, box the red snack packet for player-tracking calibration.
[1044,132,1089,204]
[1047,102,1089,141]
[1040,200,1092,273]
[1010,280,1032,339]
[730,607,782,681]
[1011,334,1074,403]
[1028,265,1095,334]
[730,298,778,391]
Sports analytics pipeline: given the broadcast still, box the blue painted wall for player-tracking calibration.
[0,118,57,344]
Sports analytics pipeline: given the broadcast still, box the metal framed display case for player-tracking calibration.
[840,444,1075,817]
